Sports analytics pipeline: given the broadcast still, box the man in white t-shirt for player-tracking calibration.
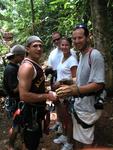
[48,31,62,71]
[56,25,105,149]
[47,31,63,133]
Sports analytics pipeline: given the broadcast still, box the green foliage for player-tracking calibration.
[0,0,112,56]
[0,0,91,53]
[0,58,5,91]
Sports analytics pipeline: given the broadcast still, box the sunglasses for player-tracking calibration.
[73,24,89,36]
[74,24,87,30]
[53,38,61,43]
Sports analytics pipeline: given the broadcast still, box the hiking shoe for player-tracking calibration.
[53,135,67,144]
[55,124,63,134]
[61,143,73,150]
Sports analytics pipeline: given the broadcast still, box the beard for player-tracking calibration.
[76,42,88,52]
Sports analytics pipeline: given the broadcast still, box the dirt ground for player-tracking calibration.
[0,97,113,150]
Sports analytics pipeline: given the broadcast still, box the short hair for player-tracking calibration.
[52,31,62,37]
[73,24,89,37]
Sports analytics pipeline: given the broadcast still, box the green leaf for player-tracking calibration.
[0,13,12,21]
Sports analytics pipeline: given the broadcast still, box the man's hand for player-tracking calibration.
[56,84,79,98]
[47,91,57,101]
[55,85,72,97]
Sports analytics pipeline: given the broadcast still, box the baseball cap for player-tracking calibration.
[26,35,43,47]
[6,44,26,59]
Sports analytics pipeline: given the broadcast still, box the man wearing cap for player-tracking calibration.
[18,35,57,150]
[3,44,26,150]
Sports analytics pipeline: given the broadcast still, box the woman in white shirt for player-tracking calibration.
[53,37,78,150]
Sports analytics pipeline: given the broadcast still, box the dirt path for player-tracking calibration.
[0,97,113,150]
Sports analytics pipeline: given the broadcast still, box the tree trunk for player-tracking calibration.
[30,0,35,34]
[90,0,113,90]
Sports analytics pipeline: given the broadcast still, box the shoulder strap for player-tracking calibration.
[88,48,93,68]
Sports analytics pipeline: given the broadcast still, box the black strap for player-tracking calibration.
[88,48,93,68]
[73,110,94,129]
[68,97,94,129]
[74,92,95,98]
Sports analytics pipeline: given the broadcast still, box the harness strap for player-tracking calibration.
[73,110,94,129]
[88,48,93,68]
[68,97,94,129]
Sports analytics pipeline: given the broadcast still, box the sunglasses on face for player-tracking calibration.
[53,37,61,43]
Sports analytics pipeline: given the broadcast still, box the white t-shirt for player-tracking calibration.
[75,49,105,114]
[48,47,62,70]
[48,47,77,70]
[57,55,78,81]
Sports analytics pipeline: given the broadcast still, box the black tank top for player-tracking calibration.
[23,58,46,106]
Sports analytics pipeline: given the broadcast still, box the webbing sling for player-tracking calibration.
[68,97,94,129]
[73,110,94,129]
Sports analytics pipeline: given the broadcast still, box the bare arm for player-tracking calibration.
[71,82,104,96]
[18,63,56,103]
[56,82,104,97]
[70,66,77,78]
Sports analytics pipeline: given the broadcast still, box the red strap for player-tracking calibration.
[13,109,21,119]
